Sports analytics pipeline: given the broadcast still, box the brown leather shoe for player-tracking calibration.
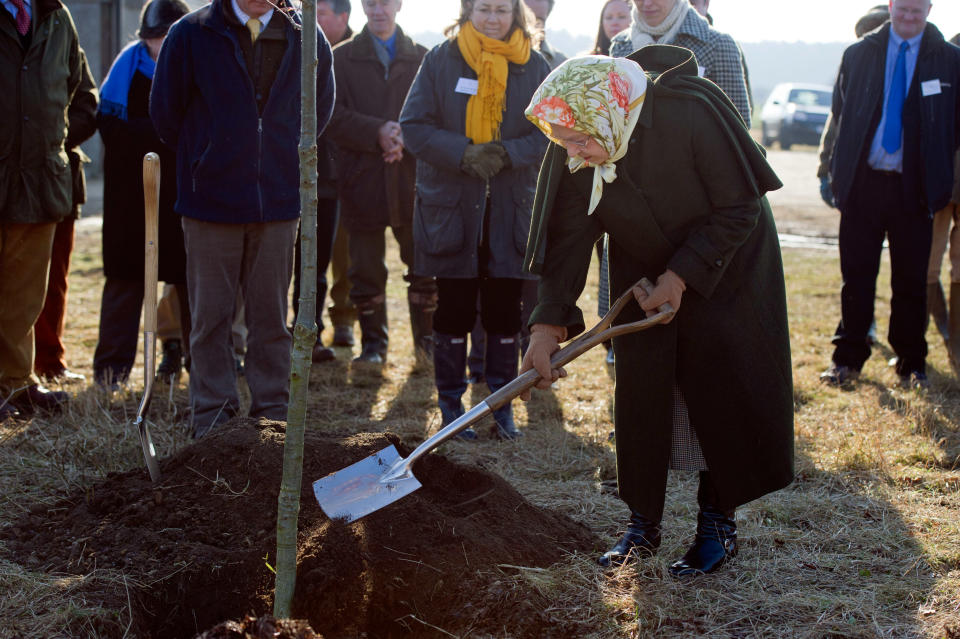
[9,384,69,414]
[312,343,336,363]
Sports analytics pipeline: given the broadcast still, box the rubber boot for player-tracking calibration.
[408,291,437,360]
[597,510,661,568]
[949,283,960,375]
[354,302,388,363]
[467,317,485,384]
[156,339,183,382]
[669,472,738,577]
[433,333,476,440]
[485,334,522,440]
[927,281,950,345]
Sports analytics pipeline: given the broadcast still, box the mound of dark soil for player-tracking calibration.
[197,615,319,639]
[2,418,598,638]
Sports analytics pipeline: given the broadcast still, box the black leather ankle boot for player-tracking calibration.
[598,511,661,568]
[668,507,737,577]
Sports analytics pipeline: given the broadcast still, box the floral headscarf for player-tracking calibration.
[525,56,647,214]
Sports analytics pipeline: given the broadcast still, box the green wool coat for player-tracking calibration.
[0,0,88,224]
[525,45,794,520]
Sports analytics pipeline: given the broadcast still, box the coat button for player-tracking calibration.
[22,65,27,71]
[714,258,723,267]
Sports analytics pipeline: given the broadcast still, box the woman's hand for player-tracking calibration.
[519,324,567,401]
[632,270,685,323]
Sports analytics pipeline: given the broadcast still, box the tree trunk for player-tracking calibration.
[274,0,317,618]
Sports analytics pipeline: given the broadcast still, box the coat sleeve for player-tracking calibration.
[399,46,471,172]
[326,44,387,152]
[527,154,603,338]
[316,26,336,138]
[703,32,751,125]
[500,55,550,169]
[66,48,98,150]
[665,102,762,298]
[150,22,192,148]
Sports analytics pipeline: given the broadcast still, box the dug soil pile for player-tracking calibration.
[2,418,598,638]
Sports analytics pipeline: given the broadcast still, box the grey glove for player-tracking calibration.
[819,176,835,208]
[461,142,509,180]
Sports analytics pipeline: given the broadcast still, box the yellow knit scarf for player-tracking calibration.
[457,22,531,143]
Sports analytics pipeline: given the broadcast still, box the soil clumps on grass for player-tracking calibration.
[1,418,597,638]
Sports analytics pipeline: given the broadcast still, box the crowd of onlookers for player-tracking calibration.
[1,0,958,438]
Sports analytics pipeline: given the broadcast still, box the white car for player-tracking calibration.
[760,82,833,150]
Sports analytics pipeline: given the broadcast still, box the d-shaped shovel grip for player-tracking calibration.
[484,277,674,411]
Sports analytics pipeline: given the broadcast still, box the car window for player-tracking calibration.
[788,89,831,107]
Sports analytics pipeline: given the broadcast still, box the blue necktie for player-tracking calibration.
[882,41,909,153]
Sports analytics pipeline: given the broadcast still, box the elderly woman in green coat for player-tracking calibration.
[520,47,794,577]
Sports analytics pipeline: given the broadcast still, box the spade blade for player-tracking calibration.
[312,445,423,523]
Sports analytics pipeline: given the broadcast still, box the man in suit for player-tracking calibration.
[820,0,960,389]
[150,0,335,437]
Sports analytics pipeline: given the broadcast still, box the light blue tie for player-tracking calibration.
[882,41,909,153]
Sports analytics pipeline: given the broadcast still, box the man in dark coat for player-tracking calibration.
[290,0,354,364]
[820,0,960,389]
[0,0,96,419]
[522,46,793,576]
[93,0,191,388]
[326,0,437,363]
[150,0,335,437]
[33,47,97,384]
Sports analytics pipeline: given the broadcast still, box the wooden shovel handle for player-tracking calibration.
[143,153,160,334]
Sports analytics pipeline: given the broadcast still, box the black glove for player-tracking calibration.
[461,142,509,180]
[819,176,835,208]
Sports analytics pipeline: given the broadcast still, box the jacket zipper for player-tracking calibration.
[257,117,264,221]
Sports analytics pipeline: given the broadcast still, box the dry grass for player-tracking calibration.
[0,219,958,638]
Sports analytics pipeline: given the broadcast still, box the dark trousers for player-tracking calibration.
[34,217,75,375]
[832,168,933,375]
[434,277,523,336]
[348,224,435,308]
[93,277,190,384]
[292,196,338,332]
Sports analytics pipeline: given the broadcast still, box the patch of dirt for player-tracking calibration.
[197,615,318,639]
[1,418,598,638]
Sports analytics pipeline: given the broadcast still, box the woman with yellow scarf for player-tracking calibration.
[400,0,550,440]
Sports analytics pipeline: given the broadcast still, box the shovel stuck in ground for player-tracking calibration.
[133,153,162,483]
[313,278,674,523]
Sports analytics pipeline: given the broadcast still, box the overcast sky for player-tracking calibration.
[347,1,960,44]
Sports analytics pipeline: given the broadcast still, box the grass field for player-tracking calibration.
[1,220,958,638]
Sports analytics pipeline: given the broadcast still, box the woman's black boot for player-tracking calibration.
[668,507,737,577]
[598,511,661,568]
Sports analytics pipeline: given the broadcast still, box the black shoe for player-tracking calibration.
[0,402,20,420]
[455,427,478,440]
[819,364,859,386]
[897,370,929,390]
[352,347,385,364]
[312,343,336,363]
[668,508,738,578]
[9,384,69,414]
[157,339,183,380]
[598,511,661,568]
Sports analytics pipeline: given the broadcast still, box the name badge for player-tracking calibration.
[697,65,706,78]
[921,79,942,97]
[455,77,479,96]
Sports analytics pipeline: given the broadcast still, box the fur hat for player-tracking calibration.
[138,0,190,39]
[854,5,889,39]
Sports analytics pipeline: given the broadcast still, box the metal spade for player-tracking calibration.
[313,277,673,523]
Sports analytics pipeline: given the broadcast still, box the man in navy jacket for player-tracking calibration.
[151,0,334,437]
[820,0,960,389]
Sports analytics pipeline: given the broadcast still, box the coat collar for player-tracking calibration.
[347,24,419,62]
[201,0,300,37]
[863,21,945,59]
[628,44,700,130]
[674,8,712,46]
